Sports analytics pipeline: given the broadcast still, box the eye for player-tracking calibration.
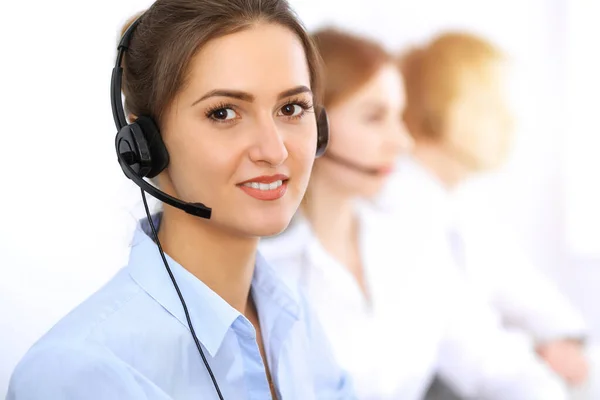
[278,104,304,118]
[365,112,385,123]
[210,107,237,121]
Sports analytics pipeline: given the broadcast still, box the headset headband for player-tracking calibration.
[111,16,143,131]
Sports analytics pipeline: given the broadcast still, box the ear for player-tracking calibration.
[128,113,137,123]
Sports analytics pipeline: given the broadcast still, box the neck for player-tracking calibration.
[412,141,471,190]
[157,206,258,314]
[301,170,358,264]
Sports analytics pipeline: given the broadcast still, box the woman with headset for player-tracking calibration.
[259,28,570,400]
[7,0,354,399]
[380,32,589,391]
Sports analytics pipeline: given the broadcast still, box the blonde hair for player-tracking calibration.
[400,32,505,140]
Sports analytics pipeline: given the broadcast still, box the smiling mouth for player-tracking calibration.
[241,180,285,191]
[237,178,290,201]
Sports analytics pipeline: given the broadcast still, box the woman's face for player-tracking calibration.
[314,64,413,198]
[158,23,317,237]
[443,63,514,171]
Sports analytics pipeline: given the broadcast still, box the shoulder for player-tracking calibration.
[7,341,146,399]
[40,268,147,343]
[9,268,159,385]
[359,202,451,268]
[7,266,159,400]
[379,157,446,206]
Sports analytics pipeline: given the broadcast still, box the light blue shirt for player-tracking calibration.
[7,216,354,399]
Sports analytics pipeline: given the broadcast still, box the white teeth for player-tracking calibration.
[243,180,283,190]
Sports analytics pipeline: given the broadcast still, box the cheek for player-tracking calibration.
[448,111,484,151]
[292,134,317,175]
[471,114,511,156]
[165,124,233,198]
[285,129,317,189]
[329,120,369,154]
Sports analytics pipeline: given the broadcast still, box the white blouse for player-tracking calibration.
[259,204,568,400]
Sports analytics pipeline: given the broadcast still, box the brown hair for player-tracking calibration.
[311,28,393,108]
[400,32,505,140]
[119,0,322,124]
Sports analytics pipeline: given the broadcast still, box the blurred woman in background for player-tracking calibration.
[260,27,570,400]
[379,32,589,389]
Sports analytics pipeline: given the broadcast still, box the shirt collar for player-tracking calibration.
[380,155,458,229]
[127,214,299,357]
[252,251,300,327]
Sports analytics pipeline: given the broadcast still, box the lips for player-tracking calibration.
[377,166,395,175]
[238,174,289,185]
[237,174,289,201]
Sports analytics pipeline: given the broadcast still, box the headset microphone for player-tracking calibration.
[323,152,386,175]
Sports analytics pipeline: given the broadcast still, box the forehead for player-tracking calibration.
[343,64,404,109]
[182,23,311,101]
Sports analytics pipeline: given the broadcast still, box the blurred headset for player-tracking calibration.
[110,13,330,400]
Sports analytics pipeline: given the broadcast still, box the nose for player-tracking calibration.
[248,116,288,167]
[384,120,414,155]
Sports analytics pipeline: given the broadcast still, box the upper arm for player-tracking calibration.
[7,344,148,400]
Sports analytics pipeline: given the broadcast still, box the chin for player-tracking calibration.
[472,147,510,171]
[230,205,295,238]
[251,217,292,237]
[357,181,387,199]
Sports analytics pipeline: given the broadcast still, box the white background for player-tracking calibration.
[1,0,599,396]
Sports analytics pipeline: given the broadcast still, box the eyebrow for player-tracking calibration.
[191,85,312,107]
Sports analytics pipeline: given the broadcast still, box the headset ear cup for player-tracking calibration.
[116,124,152,178]
[135,116,170,178]
[315,107,330,158]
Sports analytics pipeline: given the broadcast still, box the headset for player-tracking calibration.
[111,13,329,400]
[322,151,388,176]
